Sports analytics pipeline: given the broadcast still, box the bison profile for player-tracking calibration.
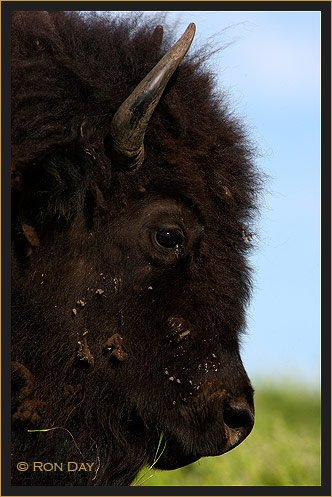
[11,11,261,486]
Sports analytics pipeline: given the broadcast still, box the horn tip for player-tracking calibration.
[184,22,196,43]
[188,22,196,33]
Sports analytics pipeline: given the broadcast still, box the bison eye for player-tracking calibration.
[154,229,184,251]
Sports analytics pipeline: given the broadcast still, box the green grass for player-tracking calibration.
[137,382,321,486]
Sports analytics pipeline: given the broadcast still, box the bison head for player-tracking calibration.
[11,11,259,486]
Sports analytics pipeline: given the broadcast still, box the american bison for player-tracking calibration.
[11,11,261,486]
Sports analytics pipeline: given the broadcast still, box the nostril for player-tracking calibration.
[223,405,255,431]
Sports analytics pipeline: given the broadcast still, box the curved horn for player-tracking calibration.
[106,23,196,171]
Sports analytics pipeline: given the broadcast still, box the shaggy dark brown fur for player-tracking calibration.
[11,11,262,486]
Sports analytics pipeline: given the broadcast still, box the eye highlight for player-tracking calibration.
[153,228,185,252]
[155,230,184,249]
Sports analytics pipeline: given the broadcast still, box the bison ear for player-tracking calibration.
[151,24,164,50]
[105,23,195,172]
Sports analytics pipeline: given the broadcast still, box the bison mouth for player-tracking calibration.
[154,403,255,470]
[155,407,254,470]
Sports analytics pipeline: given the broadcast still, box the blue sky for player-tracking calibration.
[110,10,321,387]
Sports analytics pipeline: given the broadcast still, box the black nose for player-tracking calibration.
[223,404,255,449]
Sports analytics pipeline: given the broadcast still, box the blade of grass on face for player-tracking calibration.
[132,433,166,486]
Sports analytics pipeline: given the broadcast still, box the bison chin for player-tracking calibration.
[155,447,200,470]
[155,399,255,470]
